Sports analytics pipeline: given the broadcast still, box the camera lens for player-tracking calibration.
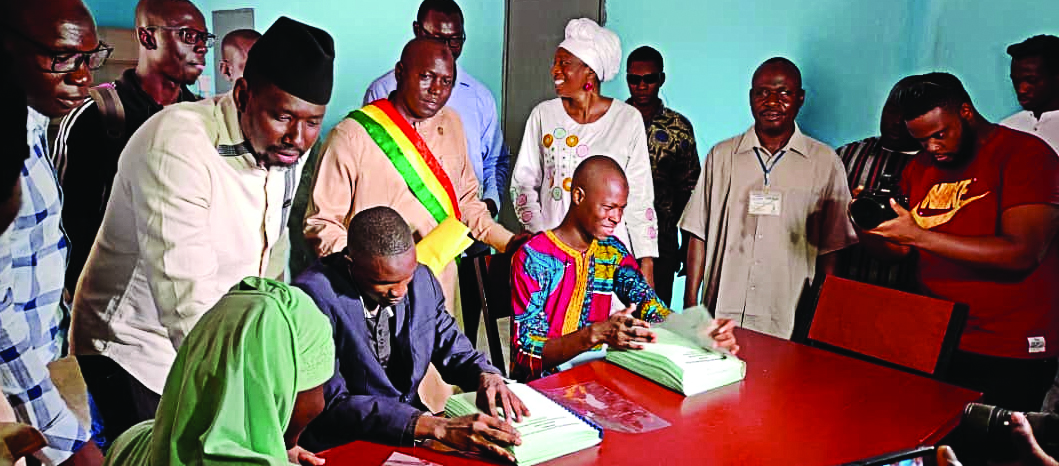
[849,197,898,230]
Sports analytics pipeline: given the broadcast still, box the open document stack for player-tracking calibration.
[606,306,746,396]
[444,382,603,466]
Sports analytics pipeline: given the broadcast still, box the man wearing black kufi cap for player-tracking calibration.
[70,16,335,441]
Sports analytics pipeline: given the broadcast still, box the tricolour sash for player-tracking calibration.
[348,99,461,223]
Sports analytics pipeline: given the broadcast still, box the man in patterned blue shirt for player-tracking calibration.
[1,0,106,463]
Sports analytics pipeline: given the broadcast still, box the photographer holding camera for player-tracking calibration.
[942,411,1058,466]
[856,72,1059,413]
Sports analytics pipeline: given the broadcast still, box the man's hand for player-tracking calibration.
[704,318,740,355]
[589,307,656,350]
[288,445,325,465]
[1012,411,1059,466]
[638,257,655,288]
[476,372,530,423]
[433,414,522,463]
[865,198,924,246]
[937,445,962,466]
[504,232,532,254]
[485,199,499,218]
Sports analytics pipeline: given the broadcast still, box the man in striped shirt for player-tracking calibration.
[834,78,922,290]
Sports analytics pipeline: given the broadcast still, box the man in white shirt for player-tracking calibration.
[1000,35,1059,153]
[70,16,334,443]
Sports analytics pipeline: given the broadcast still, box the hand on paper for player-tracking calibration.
[590,307,656,350]
[936,445,962,466]
[477,372,531,423]
[434,413,522,463]
[704,318,740,355]
[287,445,325,465]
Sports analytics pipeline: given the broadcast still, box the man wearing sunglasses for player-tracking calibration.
[363,0,508,220]
[2,0,107,464]
[54,0,207,297]
[625,46,700,306]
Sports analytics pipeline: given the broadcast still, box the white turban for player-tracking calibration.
[558,18,622,82]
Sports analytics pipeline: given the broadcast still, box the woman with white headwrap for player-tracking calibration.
[510,18,659,284]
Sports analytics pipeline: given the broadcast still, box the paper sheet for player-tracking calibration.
[381,452,443,466]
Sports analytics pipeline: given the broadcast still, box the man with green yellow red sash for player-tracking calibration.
[304,38,524,412]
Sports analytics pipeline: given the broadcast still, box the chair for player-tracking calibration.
[794,274,967,378]
[459,252,514,376]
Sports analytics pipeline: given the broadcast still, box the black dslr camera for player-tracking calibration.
[848,172,909,230]
[957,402,1059,461]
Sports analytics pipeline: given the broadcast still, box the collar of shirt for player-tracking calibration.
[26,105,49,140]
[363,303,396,320]
[454,64,472,89]
[409,106,454,136]
[118,68,199,108]
[210,93,283,171]
[624,97,667,124]
[736,123,811,158]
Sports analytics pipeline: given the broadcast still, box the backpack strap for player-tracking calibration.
[88,84,126,140]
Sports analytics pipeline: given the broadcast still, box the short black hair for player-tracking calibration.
[627,46,663,70]
[894,72,972,121]
[1007,34,1059,74]
[347,206,414,258]
[753,57,802,89]
[0,50,27,205]
[416,0,463,24]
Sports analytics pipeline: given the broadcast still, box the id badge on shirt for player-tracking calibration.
[749,190,782,216]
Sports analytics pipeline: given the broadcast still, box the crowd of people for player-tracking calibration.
[2,0,1059,464]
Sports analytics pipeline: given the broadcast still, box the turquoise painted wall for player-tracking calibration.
[81,0,505,130]
[194,0,506,130]
[85,0,136,27]
[915,0,1059,122]
[601,0,921,151]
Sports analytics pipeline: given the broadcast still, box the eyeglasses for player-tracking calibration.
[626,73,661,86]
[751,87,799,101]
[8,29,113,73]
[416,25,466,48]
[145,26,216,48]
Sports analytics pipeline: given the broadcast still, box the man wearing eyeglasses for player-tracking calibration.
[363,0,508,220]
[1,0,107,464]
[625,46,700,307]
[680,57,857,340]
[53,0,207,297]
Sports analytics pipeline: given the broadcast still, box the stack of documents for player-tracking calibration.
[444,382,603,465]
[606,327,745,396]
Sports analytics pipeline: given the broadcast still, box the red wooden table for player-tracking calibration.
[319,329,982,466]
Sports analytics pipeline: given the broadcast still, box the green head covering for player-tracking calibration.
[103,278,335,466]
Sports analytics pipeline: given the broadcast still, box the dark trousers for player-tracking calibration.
[77,355,161,445]
[944,350,1057,412]
[653,255,679,308]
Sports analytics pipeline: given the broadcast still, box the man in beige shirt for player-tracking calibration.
[680,57,857,339]
[305,38,520,312]
[71,16,334,440]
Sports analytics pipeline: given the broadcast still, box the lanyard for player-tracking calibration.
[753,147,787,191]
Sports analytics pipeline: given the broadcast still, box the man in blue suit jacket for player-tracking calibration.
[294,206,528,461]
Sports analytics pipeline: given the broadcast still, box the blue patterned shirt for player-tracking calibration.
[0,107,88,464]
